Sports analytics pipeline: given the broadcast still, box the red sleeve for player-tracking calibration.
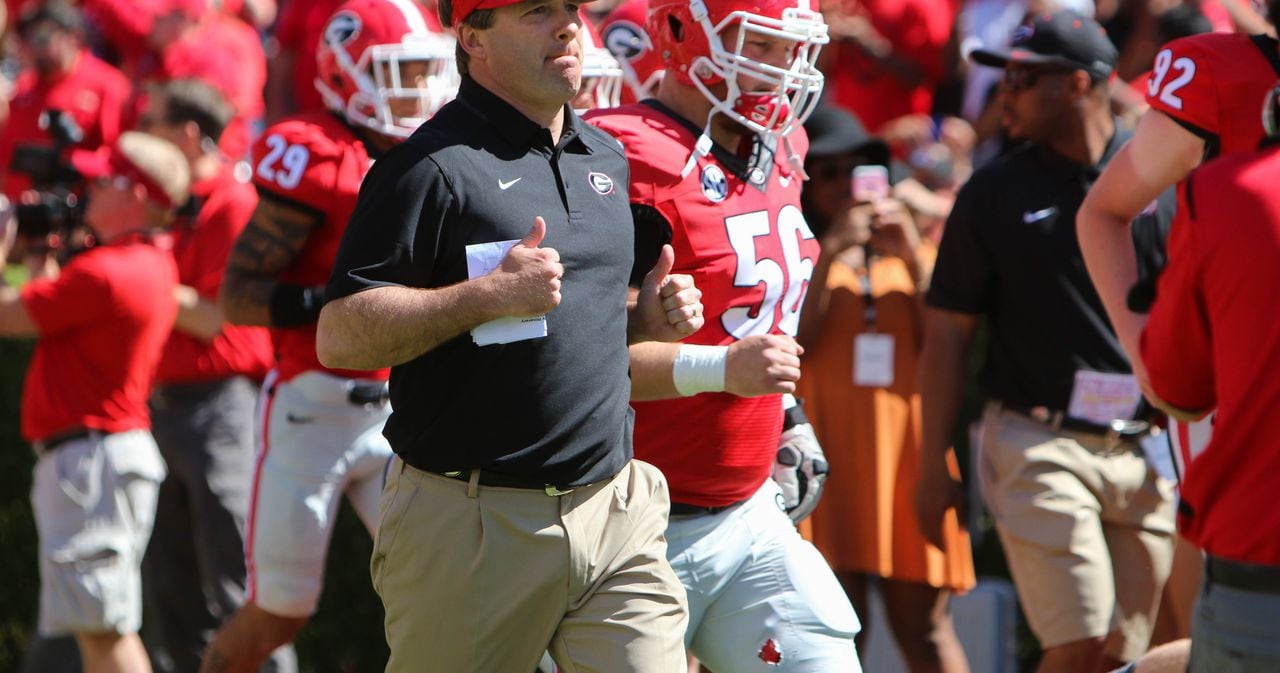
[1145,36,1219,138]
[888,0,952,83]
[251,119,339,206]
[94,62,133,148]
[80,0,158,60]
[20,256,114,335]
[1141,175,1216,412]
[193,183,258,296]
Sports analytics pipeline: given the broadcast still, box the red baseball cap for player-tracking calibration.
[449,0,594,26]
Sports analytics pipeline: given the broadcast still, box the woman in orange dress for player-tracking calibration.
[796,105,975,673]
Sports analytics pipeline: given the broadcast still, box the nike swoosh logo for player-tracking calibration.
[285,412,314,424]
[498,177,522,190]
[1022,207,1057,223]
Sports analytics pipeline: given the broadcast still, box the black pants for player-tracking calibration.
[143,376,296,673]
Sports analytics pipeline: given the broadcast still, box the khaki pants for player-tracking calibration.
[374,457,688,673]
[979,403,1175,661]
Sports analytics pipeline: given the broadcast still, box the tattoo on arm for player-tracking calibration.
[220,195,322,326]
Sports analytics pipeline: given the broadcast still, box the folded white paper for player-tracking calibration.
[465,239,548,346]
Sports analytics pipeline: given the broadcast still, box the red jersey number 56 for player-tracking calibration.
[722,205,816,340]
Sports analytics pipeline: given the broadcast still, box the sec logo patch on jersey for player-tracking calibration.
[701,164,728,202]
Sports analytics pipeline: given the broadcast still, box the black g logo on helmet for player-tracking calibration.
[324,10,362,47]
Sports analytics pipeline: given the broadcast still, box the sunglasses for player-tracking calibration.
[1001,66,1075,92]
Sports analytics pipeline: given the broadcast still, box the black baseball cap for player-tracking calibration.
[18,0,84,37]
[803,105,890,167]
[970,10,1117,83]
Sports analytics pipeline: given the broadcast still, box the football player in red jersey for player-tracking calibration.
[1077,2,1280,520]
[200,1,457,672]
[586,0,862,669]
[1078,1,1280,406]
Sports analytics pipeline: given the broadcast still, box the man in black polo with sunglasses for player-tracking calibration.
[915,11,1178,673]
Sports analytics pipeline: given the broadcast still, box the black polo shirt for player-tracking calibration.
[326,77,635,487]
[926,126,1175,411]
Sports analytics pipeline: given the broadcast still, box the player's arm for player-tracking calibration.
[1077,111,1203,386]
[629,335,804,401]
[219,194,323,327]
[318,217,563,370]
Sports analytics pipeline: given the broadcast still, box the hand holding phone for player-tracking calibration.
[851,164,890,204]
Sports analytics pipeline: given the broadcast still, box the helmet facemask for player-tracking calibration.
[686,3,828,139]
[351,37,460,138]
[576,43,626,113]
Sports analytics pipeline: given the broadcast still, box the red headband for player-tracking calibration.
[71,146,178,210]
[450,0,594,26]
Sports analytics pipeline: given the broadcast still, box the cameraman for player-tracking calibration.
[0,131,189,673]
[0,0,130,199]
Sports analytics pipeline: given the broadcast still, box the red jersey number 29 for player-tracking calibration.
[256,135,311,191]
[1148,49,1197,111]
[722,204,816,339]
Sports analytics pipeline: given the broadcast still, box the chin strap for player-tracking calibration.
[782,135,809,181]
[680,129,715,179]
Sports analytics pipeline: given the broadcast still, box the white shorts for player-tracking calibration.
[246,370,393,618]
[667,479,862,672]
[32,429,165,636]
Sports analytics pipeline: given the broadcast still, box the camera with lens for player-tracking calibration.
[9,108,85,242]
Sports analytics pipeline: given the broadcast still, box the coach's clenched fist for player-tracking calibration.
[488,216,564,317]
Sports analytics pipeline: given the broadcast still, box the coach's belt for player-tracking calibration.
[1206,555,1280,595]
[32,428,96,456]
[440,468,574,497]
[669,498,749,518]
[346,381,389,407]
[998,401,1151,450]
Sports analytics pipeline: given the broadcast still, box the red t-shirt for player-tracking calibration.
[822,0,953,132]
[1146,33,1280,159]
[79,0,162,68]
[0,50,131,198]
[588,104,821,507]
[251,111,388,382]
[161,15,266,160]
[1142,144,1280,567]
[20,234,178,441]
[272,0,347,115]
[156,164,274,384]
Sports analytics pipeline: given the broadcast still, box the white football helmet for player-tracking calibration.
[315,0,460,138]
[576,19,625,113]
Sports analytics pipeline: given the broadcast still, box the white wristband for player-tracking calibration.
[672,344,727,396]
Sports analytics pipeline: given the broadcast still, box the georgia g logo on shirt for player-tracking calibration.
[588,171,614,195]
